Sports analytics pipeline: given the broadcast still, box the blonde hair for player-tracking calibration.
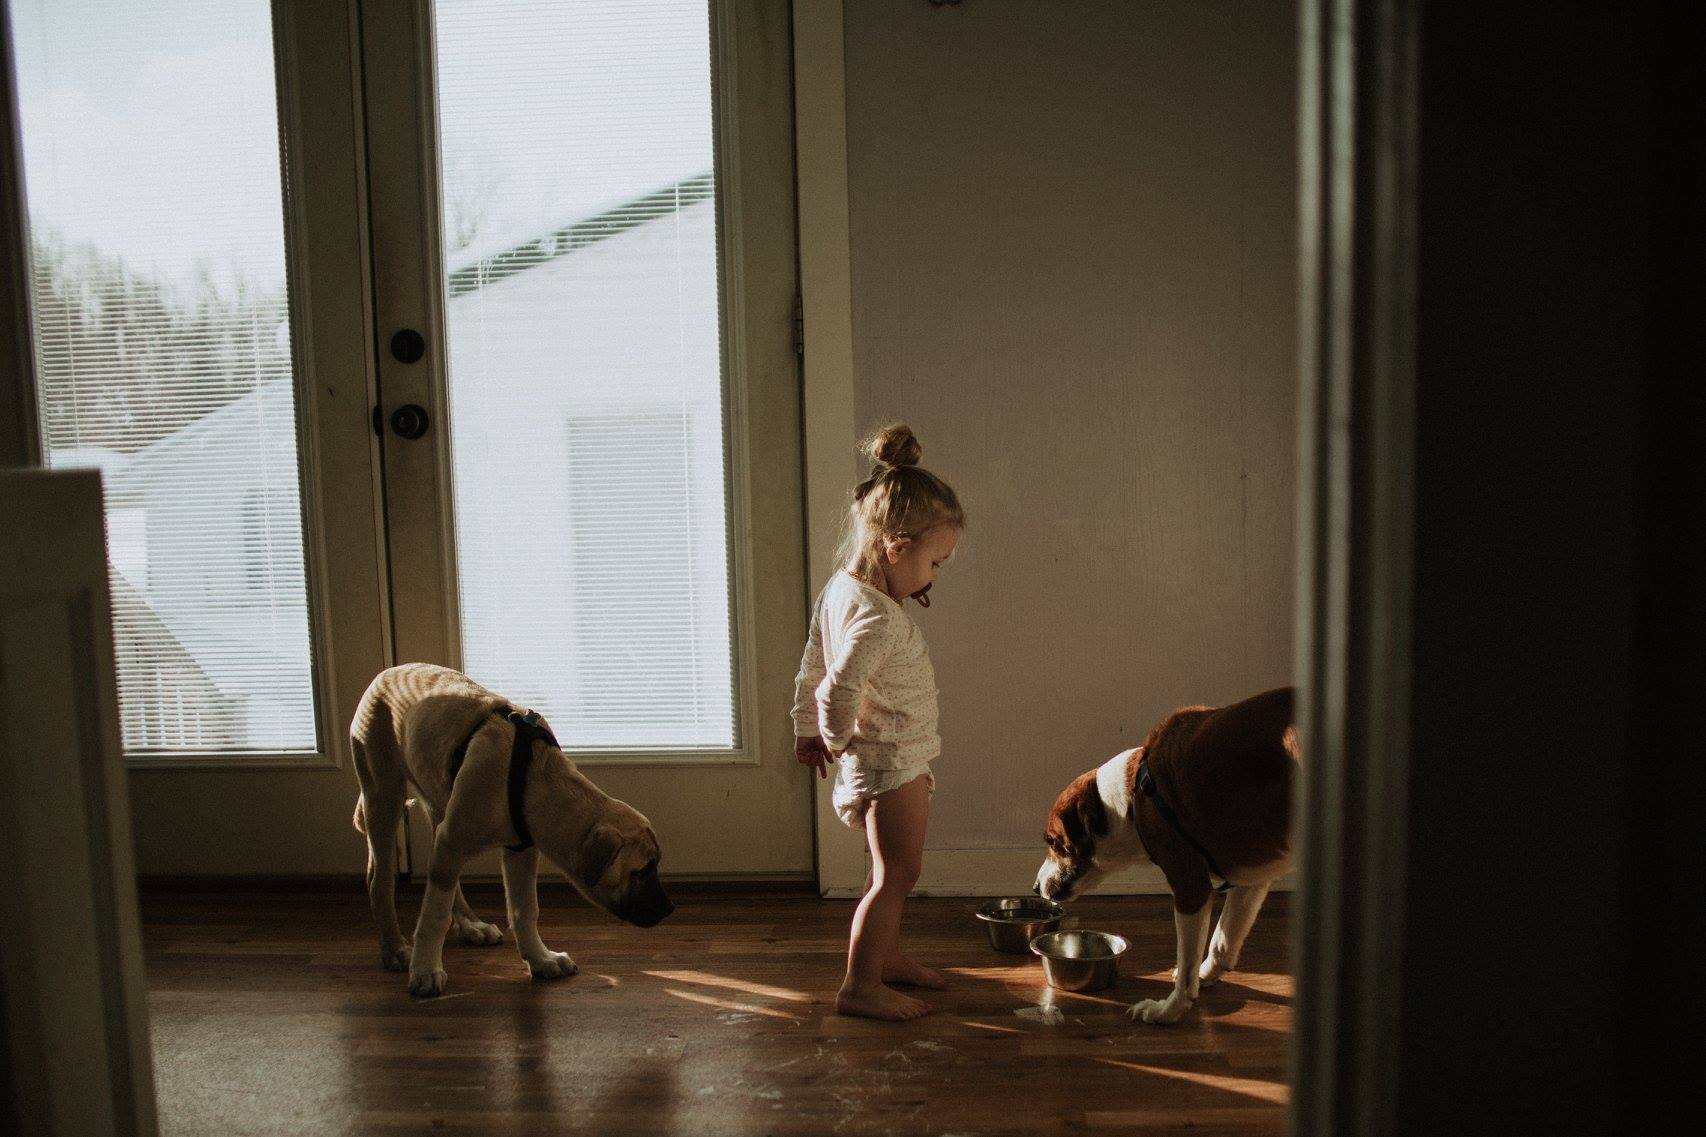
[838,423,965,584]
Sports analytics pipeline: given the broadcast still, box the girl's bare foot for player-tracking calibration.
[882,954,948,989]
[836,982,931,1021]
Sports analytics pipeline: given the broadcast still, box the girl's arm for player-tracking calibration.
[791,607,828,737]
[815,601,899,753]
[792,609,833,778]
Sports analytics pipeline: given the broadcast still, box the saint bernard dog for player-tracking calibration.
[1035,686,1297,1024]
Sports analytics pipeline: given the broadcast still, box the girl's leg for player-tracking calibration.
[856,859,945,987]
[836,773,932,1020]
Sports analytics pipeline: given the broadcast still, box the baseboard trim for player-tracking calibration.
[138,873,367,894]
[137,870,817,896]
[816,847,1298,900]
[137,856,1296,901]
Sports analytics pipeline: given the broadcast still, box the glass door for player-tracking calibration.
[14,0,316,758]
[4,0,388,870]
[362,0,810,878]
[436,0,736,754]
[2,0,806,877]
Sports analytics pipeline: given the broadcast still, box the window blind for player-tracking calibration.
[559,411,735,747]
[437,0,736,751]
[11,0,317,755]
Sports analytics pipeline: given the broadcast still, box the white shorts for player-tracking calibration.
[831,759,935,830]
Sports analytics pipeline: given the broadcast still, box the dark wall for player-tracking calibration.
[1629,0,1706,1121]
[1398,3,1703,1133]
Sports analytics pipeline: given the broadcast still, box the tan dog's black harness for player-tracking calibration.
[1136,752,1233,894]
[447,707,557,853]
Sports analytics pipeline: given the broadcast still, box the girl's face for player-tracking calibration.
[881,525,960,604]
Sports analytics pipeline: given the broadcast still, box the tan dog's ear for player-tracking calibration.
[578,824,623,885]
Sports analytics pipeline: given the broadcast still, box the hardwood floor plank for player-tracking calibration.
[142,889,1291,1136]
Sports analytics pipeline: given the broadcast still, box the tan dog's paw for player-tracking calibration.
[1198,957,1228,987]
[453,917,504,946]
[527,952,579,980]
[408,968,450,998]
[1128,994,1191,1025]
[380,945,413,972]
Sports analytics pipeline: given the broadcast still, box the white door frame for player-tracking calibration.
[791,0,866,897]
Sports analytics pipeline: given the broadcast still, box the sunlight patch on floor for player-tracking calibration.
[645,969,811,1003]
[664,987,802,1021]
[1096,1058,1289,1104]
[1202,1002,1291,1034]
[942,965,1131,1008]
[1214,971,1294,997]
[942,965,1033,981]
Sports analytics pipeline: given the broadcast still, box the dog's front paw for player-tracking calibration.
[408,968,450,998]
[526,951,579,981]
[1198,956,1228,987]
[453,917,504,946]
[380,944,413,972]
[1128,993,1192,1025]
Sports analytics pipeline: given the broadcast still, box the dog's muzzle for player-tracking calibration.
[619,884,675,928]
[1035,860,1080,903]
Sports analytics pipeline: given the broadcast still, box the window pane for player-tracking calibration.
[11,0,316,754]
[436,0,734,750]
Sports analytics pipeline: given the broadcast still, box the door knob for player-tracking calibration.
[389,403,430,440]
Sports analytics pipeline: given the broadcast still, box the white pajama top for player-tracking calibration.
[791,572,940,773]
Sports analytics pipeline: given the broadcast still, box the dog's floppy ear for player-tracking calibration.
[578,824,623,884]
[1050,764,1105,846]
[1070,773,1107,845]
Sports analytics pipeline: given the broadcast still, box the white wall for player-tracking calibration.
[840,0,1298,886]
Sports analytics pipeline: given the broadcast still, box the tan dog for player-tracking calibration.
[350,663,673,997]
[1034,687,1296,1024]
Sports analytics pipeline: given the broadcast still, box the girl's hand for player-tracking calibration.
[795,735,833,780]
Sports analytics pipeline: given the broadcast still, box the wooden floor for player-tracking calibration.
[140,885,1291,1136]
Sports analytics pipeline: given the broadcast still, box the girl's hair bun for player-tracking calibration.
[863,422,922,468]
[840,420,963,577]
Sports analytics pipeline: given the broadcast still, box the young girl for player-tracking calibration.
[792,423,965,1021]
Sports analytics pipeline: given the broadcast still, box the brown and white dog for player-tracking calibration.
[1034,686,1297,1025]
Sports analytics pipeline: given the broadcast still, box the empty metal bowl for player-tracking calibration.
[1030,929,1130,992]
[975,896,1066,953]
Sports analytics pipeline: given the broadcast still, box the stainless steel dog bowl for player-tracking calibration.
[975,897,1066,953]
[1030,929,1129,992]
